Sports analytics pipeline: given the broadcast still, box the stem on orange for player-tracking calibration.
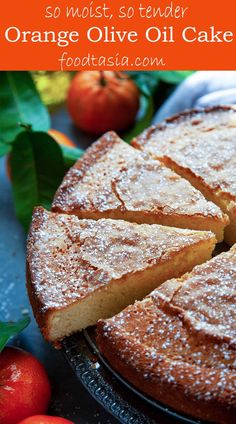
[100,71,107,86]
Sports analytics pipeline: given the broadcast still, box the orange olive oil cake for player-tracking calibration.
[52,131,228,242]
[97,245,236,424]
[132,106,236,245]
[26,207,215,343]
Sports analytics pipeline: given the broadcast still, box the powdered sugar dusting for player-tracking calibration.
[135,107,236,199]
[27,208,214,310]
[99,245,236,407]
[52,132,225,221]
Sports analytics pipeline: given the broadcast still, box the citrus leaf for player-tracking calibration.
[158,71,194,84]
[0,140,11,157]
[0,71,50,144]
[123,94,154,142]
[0,317,30,352]
[126,71,159,96]
[10,131,65,230]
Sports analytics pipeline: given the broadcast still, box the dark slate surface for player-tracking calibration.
[0,110,115,424]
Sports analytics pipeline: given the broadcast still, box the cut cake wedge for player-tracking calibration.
[132,106,236,245]
[97,245,236,424]
[26,207,216,343]
[52,131,228,242]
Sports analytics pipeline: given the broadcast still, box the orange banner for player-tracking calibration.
[0,0,235,70]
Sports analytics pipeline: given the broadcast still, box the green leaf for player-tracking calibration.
[123,71,194,142]
[0,317,30,352]
[0,71,50,144]
[126,71,159,96]
[0,139,11,157]
[123,73,158,141]
[123,93,154,142]
[10,130,65,230]
[158,71,194,84]
[60,144,84,169]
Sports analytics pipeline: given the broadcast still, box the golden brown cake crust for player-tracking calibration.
[97,245,236,424]
[132,106,236,245]
[52,132,115,215]
[132,106,236,202]
[26,207,215,342]
[52,131,227,230]
[27,207,215,310]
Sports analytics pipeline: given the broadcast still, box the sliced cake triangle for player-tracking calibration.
[52,132,228,242]
[27,207,216,343]
[132,107,235,245]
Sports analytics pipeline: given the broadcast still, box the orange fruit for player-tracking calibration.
[48,129,76,148]
[0,347,51,424]
[67,71,140,134]
[17,415,74,424]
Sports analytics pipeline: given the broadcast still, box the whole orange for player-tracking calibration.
[18,415,74,424]
[67,71,140,134]
[47,129,76,148]
[0,347,51,424]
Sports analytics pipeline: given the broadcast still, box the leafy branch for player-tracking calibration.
[0,71,84,229]
[0,317,30,352]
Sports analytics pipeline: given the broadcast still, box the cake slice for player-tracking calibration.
[26,207,216,343]
[97,245,236,424]
[52,131,228,242]
[132,106,236,245]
